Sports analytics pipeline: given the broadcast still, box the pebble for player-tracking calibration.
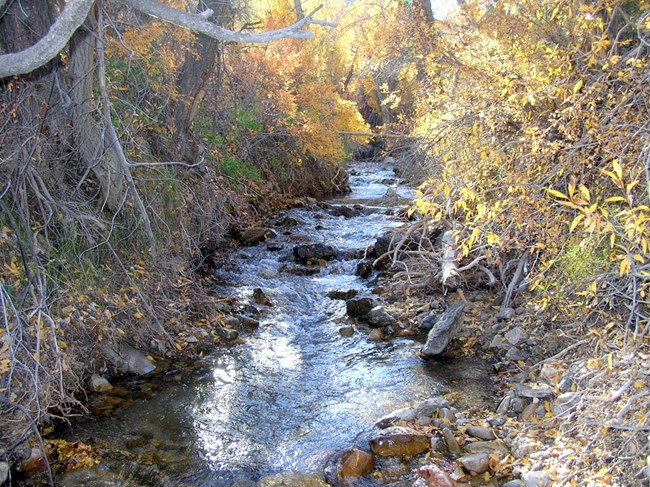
[368,329,384,341]
[442,427,461,453]
[522,470,551,487]
[458,452,490,473]
[514,383,555,399]
[88,374,113,393]
[505,347,526,361]
[502,481,524,487]
[553,392,580,417]
[510,434,540,458]
[504,327,527,346]
[465,426,496,441]
[464,440,509,457]
[339,326,355,337]
[496,307,516,321]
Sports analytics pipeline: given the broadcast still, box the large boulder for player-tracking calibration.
[240,227,276,245]
[421,301,465,357]
[346,298,375,318]
[103,343,155,375]
[293,243,338,263]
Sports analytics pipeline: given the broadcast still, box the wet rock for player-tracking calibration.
[103,343,155,375]
[257,472,328,486]
[58,465,123,486]
[416,463,456,487]
[464,440,509,457]
[421,302,465,357]
[338,449,374,478]
[356,260,373,278]
[368,306,398,327]
[496,307,516,321]
[217,327,239,341]
[329,205,360,218]
[442,427,461,453]
[267,243,284,251]
[88,374,113,392]
[504,327,527,346]
[282,264,322,276]
[253,288,274,307]
[458,452,490,474]
[346,298,375,318]
[278,216,299,227]
[522,470,551,487]
[293,243,338,263]
[465,426,496,441]
[241,227,276,245]
[233,315,260,332]
[369,426,430,457]
[327,290,358,300]
[126,437,149,448]
[339,326,355,337]
[368,329,384,341]
[553,392,580,417]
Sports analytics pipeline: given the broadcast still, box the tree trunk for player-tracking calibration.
[68,15,128,212]
[294,0,305,20]
[167,0,232,161]
[416,0,435,23]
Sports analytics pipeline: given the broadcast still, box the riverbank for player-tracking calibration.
[357,269,650,486]
[8,162,649,487]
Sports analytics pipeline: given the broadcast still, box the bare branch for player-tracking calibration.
[0,0,96,78]
[118,0,334,41]
[0,0,336,79]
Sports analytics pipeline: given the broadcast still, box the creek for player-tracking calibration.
[57,162,493,486]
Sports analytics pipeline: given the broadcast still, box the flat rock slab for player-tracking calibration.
[421,301,465,356]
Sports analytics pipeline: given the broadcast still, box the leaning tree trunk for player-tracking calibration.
[167,0,232,162]
[68,11,128,212]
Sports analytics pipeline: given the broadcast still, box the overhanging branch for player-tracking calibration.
[0,0,335,79]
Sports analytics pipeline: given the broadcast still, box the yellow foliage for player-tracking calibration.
[405,0,649,329]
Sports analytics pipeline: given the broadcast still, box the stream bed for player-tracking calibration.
[56,162,493,486]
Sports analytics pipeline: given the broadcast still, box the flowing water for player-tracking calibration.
[58,162,493,486]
